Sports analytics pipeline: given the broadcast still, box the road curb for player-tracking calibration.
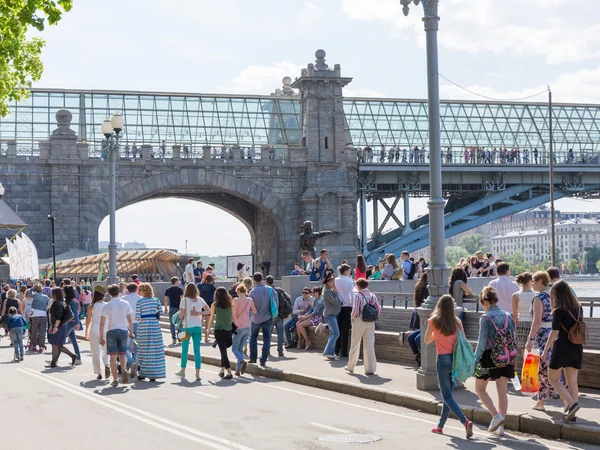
[77,335,599,445]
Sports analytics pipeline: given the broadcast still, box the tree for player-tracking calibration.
[458,233,485,255]
[445,246,468,267]
[585,246,600,273]
[506,252,532,276]
[567,258,580,275]
[0,1,72,117]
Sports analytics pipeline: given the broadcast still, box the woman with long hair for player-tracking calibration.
[236,262,245,282]
[401,273,429,367]
[64,285,82,365]
[542,280,583,422]
[346,278,380,375]
[231,284,255,376]
[425,294,473,438]
[449,267,472,309]
[175,283,210,381]
[85,286,109,380]
[526,271,560,411]
[135,283,166,381]
[207,287,234,379]
[473,287,516,436]
[512,272,536,348]
[354,255,367,280]
[381,254,399,280]
[46,288,77,368]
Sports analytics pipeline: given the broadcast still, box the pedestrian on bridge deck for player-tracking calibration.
[134,283,165,382]
[46,288,77,369]
[322,274,341,360]
[248,273,273,367]
[334,264,354,358]
[85,286,109,380]
[207,287,234,379]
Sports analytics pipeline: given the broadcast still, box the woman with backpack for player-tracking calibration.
[425,294,473,439]
[473,286,516,436]
[345,278,380,375]
[526,271,561,411]
[541,280,583,422]
[46,288,77,368]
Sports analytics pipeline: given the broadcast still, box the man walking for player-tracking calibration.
[265,275,292,357]
[334,264,354,358]
[122,283,141,377]
[248,272,273,367]
[487,262,519,312]
[100,284,135,387]
[164,276,183,345]
[184,258,195,285]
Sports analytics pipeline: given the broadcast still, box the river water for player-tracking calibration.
[553,280,598,318]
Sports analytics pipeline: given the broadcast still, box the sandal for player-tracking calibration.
[532,404,546,412]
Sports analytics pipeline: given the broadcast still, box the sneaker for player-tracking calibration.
[105,366,111,379]
[19,356,23,362]
[96,374,102,381]
[75,359,82,366]
[129,363,138,378]
[241,361,248,374]
[218,371,224,378]
[488,415,505,433]
[431,427,443,434]
[235,370,241,376]
[175,370,185,378]
[565,403,580,422]
[259,360,266,367]
[344,366,354,373]
[121,371,129,384]
[465,419,474,439]
[172,339,177,345]
[323,354,336,360]
[111,380,119,387]
[495,425,505,436]
[248,359,257,364]
[223,373,233,380]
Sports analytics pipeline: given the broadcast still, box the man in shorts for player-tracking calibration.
[100,284,135,387]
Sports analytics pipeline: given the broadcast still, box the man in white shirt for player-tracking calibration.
[184,258,195,284]
[488,262,519,313]
[122,283,142,378]
[334,264,354,357]
[100,284,134,387]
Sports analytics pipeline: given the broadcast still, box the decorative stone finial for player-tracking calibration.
[56,109,72,128]
[282,76,293,95]
[315,49,328,70]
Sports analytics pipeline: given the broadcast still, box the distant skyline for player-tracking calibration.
[35,0,600,256]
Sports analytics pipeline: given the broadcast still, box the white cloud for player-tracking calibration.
[231,61,303,94]
[305,1,317,10]
[341,0,600,65]
[440,67,600,104]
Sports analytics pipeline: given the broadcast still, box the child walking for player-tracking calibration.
[8,306,27,362]
[425,294,473,439]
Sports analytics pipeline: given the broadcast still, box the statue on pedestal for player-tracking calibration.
[299,220,332,259]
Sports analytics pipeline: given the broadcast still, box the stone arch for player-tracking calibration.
[89,169,288,276]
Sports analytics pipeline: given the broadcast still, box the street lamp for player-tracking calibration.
[47,215,57,284]
[101,111,124,285]
[401,0,448,391]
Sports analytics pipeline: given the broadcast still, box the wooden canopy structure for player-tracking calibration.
[39,249,183,281]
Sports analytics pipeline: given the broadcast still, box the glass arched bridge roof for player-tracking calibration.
[1,89,599,154]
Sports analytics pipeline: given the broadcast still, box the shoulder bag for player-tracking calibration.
[177,298,190,341]
[561,309,587,345]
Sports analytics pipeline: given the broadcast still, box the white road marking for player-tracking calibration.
[18,368,254,450]
[194,391,219,399]
[309,422,351,434]
[256,381,569,450]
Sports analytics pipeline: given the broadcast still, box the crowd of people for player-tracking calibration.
[357,145,589,165]
[0,251,587,440]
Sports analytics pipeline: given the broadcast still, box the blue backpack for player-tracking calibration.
[452,328,476,384]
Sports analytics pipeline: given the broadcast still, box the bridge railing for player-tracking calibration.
[357,148,597,166]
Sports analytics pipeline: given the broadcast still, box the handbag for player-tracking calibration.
[177,298,190,341]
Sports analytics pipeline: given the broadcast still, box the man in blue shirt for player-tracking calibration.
[401,251,413,280]
[194,261,205,286]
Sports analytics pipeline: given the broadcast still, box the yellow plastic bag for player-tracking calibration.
[520,349,540,393]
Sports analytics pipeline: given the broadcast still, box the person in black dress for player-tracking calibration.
[46,288,77,368]
[541,280,583,422]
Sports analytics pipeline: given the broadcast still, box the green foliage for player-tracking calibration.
[585,246,600,273]
[0,0,72,117]
[458,233,485,255]
[505,252,532,276]
[596,259,600,273]
[567,258,580,275]
[446,246,468,267]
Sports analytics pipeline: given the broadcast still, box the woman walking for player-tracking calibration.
[401,273,428,367]
[322,274,341,360]
[542,280,583,422]
[345,278,380,375]
[512,272,536,349]
[232,284,255,376]
[175,283,210,381]
[135,283,166,381]
[425,294,473,438]
[207,287,234,379]
[85,286,109,380]
[526,271,560,410]
[296,286,324,350]
[474,287,516,436]
[30,284,49,352]
[199,274,216,342]
[354,255,367,280]
[46,288,77,368]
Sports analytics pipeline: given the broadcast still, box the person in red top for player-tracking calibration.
[425,294,473,439]
[131,275,141,286]
[354,254,367,280]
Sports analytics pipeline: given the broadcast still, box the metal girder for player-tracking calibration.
[377,197,403,234]
[364,185,600,265]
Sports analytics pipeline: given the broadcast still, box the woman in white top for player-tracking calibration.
[175,283,211,381]
[85,286,109,380]
[512,272,536,349]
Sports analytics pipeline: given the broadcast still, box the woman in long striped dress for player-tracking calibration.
[135,283,166,381]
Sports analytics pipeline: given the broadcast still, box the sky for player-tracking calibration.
[30,0,600,255]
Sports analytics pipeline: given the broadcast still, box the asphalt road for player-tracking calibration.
[0,337,597,450]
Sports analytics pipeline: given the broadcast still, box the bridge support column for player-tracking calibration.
[360,191,367,255]
[7,141,16,157]
[202,145,211,160]
[172,145,181,160]
[402,191,411,236]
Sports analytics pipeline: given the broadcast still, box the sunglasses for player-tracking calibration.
[302,291,310,294]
